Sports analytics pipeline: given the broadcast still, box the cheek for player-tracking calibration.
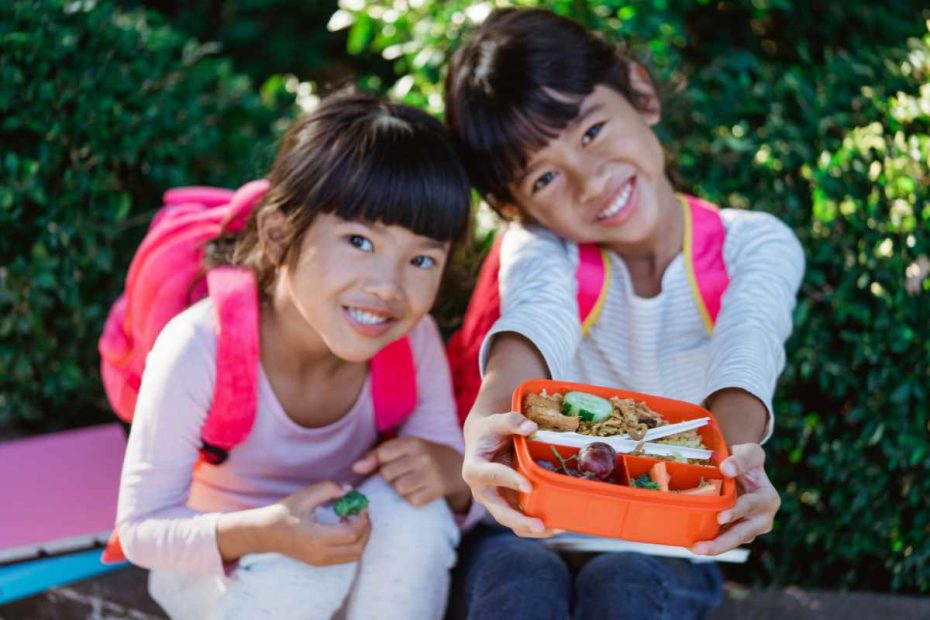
[405,271,443,314]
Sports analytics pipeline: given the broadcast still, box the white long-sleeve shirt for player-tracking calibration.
[479,208,805,442]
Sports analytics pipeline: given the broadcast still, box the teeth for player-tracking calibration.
[347,307,390,325]
[597,183,633,221]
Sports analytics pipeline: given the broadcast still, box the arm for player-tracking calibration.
[116,310,231,574]
[703,211,805,444]
[694,212,804,555]
[463,227,582,536]
[118,308,368,572]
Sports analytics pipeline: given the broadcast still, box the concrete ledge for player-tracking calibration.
[2,566,928,619]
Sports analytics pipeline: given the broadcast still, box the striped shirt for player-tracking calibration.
[479,208,805,442]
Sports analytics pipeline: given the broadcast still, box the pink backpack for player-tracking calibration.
[98,180,418,562]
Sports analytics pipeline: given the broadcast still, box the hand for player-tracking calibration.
[353,437,470,510]
[267,481,371,566]
[691,443,780,555]
[462,412,560,538]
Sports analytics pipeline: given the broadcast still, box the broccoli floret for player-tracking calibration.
[632,474,659,490]
[334,490,369,517]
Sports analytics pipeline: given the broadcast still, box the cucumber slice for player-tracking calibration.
[560,391,613,422]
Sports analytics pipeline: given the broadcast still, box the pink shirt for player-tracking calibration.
[117,300,477,575]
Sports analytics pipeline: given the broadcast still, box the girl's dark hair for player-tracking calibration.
[209,90,471,293]
[444,8,657,207]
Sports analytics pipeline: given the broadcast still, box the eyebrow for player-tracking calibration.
[514,102,606,188]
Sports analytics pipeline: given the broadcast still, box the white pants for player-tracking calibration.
[148,475,460,620]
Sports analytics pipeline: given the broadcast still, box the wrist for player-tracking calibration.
[216,505,286,562]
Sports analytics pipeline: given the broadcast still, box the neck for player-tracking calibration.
[260,279,347,380]
[605,175,682,274]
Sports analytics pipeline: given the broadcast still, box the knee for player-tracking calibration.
[580,552,667,587]
[368,494,461,571]
[474,538,570,592]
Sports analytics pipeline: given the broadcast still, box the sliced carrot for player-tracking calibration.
[648,462,670,492]
[678,478,723,496]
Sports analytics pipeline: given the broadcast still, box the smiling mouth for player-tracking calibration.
[344,306,393,326]
[596,178,635,222]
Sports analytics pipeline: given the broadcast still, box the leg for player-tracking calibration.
[344,475,461,620]
[573,553,723,620]
[448,524,572,620]
[213,552,357,619]
[149,569,227,620]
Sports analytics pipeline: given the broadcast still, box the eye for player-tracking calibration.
[348,235,373,252]
[532,171,557,194]
[411,255,436,269]
[581,121,605,146]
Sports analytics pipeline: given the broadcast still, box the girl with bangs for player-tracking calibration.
[114,91,477,619]
[444,8,804,620]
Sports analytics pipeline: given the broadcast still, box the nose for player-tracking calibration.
[363,259,405,303]
[576,158,611,205]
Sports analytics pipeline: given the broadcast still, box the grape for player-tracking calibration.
[577,442,616,480]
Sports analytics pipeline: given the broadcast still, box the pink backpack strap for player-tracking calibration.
[370,336,417,434]
[680,195,730,333]
[576,243,611,335]
[199,266,261,464]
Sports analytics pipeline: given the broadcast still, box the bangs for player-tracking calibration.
[455,87,586,199]
[273,94,471,244]
[445,8,623,202]
[328,117,471,243]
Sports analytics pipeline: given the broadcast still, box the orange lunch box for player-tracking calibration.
[513,379,737,547]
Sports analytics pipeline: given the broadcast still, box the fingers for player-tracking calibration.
[314,511,371,546]
[372,437,419,463]
[721,443,766,478]
[474,488,557,538]
[692,514,773,556]
[405,486,442,507]
[718,486,780,526]
[379,455,419,483]
[484,412,537,442]
[303,481,351,508]
[351,451,380,475]
[463,461,531,495]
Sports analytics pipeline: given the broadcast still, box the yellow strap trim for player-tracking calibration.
[580,247,612,336]
[680,195,715,334]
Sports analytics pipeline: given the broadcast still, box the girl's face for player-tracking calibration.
[275,213,449,362]
[505,84,670,248]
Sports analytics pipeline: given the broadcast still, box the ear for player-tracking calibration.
[487,193,522,222]
[256,207,288,266]
[628,62,662,126]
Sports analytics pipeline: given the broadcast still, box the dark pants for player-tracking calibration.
[448,524,723,620]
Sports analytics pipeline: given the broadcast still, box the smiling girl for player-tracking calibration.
[444,8,804,620]
[114,91,474,619]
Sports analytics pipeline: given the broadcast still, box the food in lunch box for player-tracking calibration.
[630,462,722,495]
[524,392,580,432]
[525,390,708,450]
[541,443,618,482]
[576,442,617,479]
[334,490,369,517]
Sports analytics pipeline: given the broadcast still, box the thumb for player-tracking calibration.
[352,451,380,475]
[720,443,766,478]
[303,481,352,509]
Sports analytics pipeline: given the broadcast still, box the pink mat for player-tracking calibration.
[0,424,126,563]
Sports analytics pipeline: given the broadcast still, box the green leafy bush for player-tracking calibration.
[333,0,930,592]
[0,0,295,432]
